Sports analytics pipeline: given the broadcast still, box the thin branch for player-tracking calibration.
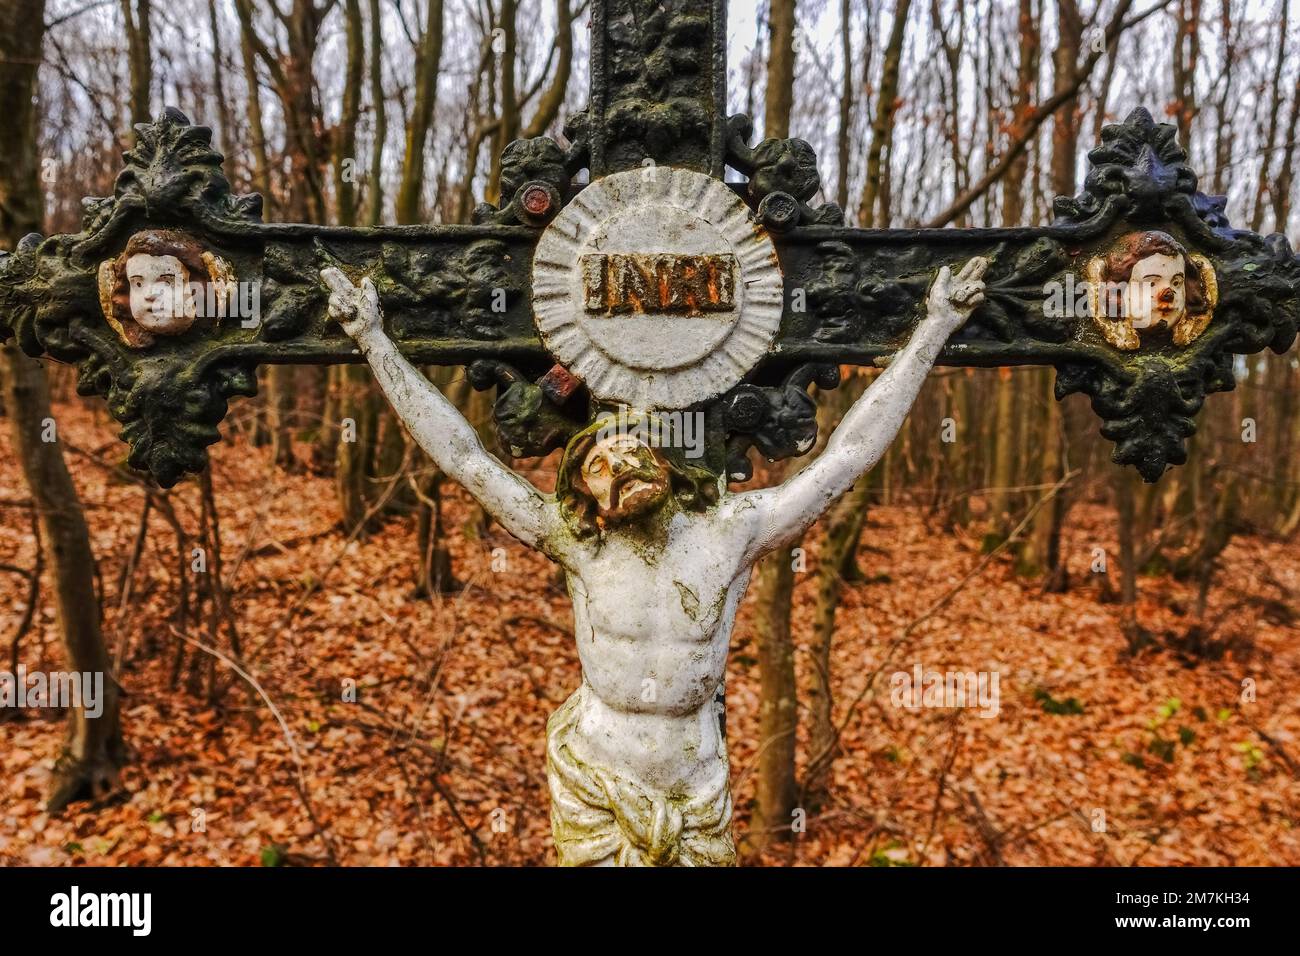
[923,0,1172,227]
[174,630,341,865]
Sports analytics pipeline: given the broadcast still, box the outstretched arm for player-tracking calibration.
[730,257,988,560]
[321,268,565,555]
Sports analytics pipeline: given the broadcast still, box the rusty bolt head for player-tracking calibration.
[726,387,768,430]
[539,363,583,404]
[522,184,553,218]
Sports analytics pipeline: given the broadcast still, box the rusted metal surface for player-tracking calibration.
[580,252,738,315]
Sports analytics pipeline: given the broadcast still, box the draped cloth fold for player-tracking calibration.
[545,684,736,867]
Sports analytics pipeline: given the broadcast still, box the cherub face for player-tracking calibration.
[1125,253,1186,330]
[126,253,197,334]
[580,433,669,519]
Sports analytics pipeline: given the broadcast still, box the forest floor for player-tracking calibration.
[1,397,1298,867]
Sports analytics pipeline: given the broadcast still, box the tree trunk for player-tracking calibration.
[413,367,466,594]
[1,0,124,811]
[335,365,378,530]
[520,0,574,139]
[1020,372,1065,587]
[803,476,868,805]
[764,0,798,139]
[396,0,446,224]
[236,0,272,199]
[1114,467,1147,652]
[745,536,800,856]
[366,0,387,226]
[388,0,449,571]
[1170,0,1201,146]
[834,0,853,210]
[415,473,457,595]
[119,0,153,136]
[334,0,364,228]
[206,0,233,147]
[237,0,334,468]
[987,367,1016,541]
[487,0,520,204]
[2,347,126,811]
[324,0,367,495]
[265,367,298,468]
[1251,1,1289,232]
[858,0,911,226]
[1048,0,1083,205]
[1023,0,1086,587]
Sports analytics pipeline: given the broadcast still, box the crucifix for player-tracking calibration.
[1,0,1297,865]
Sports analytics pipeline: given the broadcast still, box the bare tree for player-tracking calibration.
[858,0,911,226]
[765,0,798,139]
[1,0,124,812]
[120,0,152,135]
[396,0,445,224]
[746,0,802,857]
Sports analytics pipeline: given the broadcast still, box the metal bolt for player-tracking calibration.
[522,185,553,217]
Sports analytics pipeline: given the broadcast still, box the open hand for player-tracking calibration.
[927,257,988,332]
[321,267,383,342]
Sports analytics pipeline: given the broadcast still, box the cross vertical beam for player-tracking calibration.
[586,0,728,177]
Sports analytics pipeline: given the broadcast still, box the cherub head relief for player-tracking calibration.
[1085,230,1218,351]
[97,230,234,348]
[556,414,720,536]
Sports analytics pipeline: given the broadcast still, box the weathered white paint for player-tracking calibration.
[320,254,987,867]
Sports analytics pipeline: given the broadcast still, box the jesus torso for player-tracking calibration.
[555,502,757,794]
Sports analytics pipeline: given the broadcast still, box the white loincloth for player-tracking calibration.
[545,684,736,866]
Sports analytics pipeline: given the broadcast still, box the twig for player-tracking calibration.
[808,468,1080,773]
[394,759,439,863]
[1241,717,1300,778]
[112,492,152,669]
[501,614,571,636]
[346,711,489,865]
[920,712,965,861]
[964,788,1006,866]
[6,510,42,675]
[174,630,341,865]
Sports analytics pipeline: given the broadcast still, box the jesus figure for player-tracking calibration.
[320,255,988,866]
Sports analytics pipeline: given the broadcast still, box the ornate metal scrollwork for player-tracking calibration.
[721,364,841,482]
[0,108,549,486]
[756,106,1299,481]
[0,109,266,485]
[468,359,588,459]
[587,0,727,176]
[1049,108,1299,479]
[2,92,1296,491]
[725,115,845,230]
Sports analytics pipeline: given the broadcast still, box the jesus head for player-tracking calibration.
[556,414,719,535]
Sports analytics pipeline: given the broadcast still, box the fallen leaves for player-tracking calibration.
[0,399,1297,866]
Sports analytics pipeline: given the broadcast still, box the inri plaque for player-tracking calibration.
[531,166,783,410]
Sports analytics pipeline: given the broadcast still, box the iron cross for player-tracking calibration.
[1,0,1297,486]
[3,0,1300,869]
